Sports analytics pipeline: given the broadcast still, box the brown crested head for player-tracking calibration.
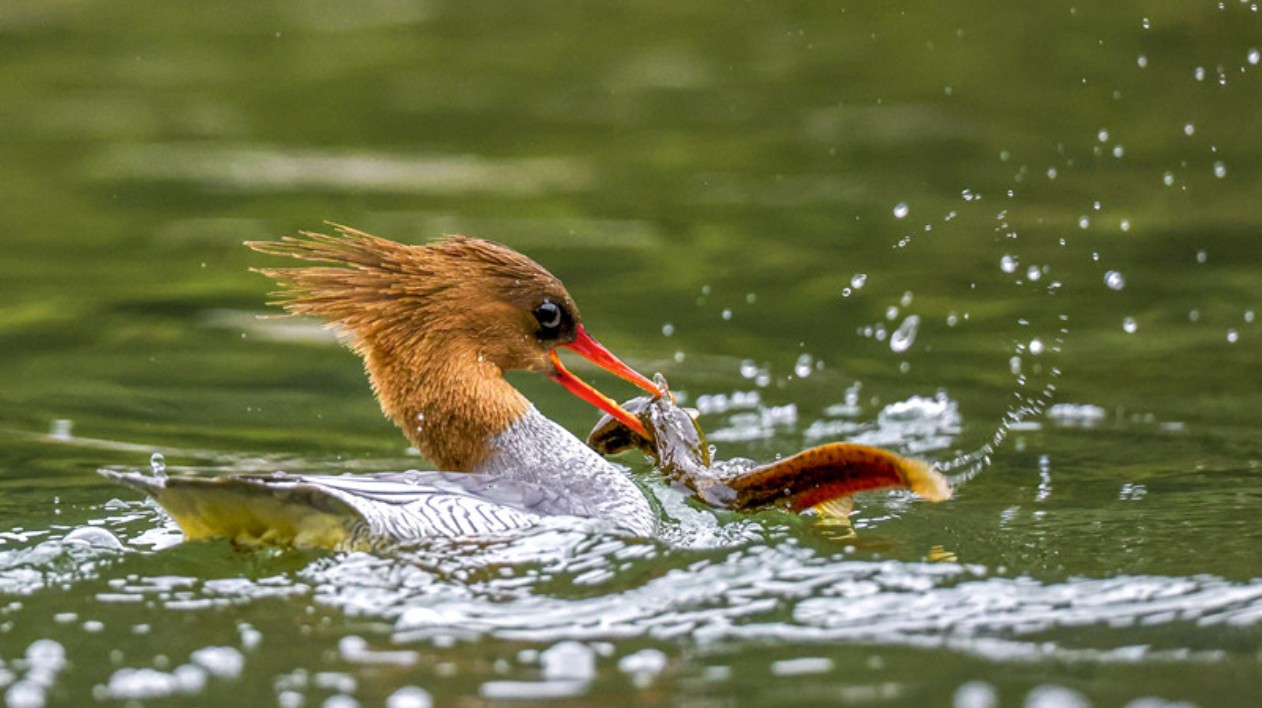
[247,224,581,373]
[246,225,660,471]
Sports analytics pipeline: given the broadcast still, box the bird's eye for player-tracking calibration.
[533,300,566,338]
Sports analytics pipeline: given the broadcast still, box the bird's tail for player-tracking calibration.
[99,468,362,549]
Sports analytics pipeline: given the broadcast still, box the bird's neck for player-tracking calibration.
[362,337,655,535]
[363,337,530,471]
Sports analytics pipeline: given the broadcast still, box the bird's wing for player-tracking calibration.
[99,468,596,550]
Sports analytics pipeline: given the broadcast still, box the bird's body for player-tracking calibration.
[104,225,662,548]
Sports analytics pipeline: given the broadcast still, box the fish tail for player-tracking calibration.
[717,443,952,513]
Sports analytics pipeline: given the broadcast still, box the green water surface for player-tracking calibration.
[1,1,1260,705]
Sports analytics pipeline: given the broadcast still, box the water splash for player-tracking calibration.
[889,315,920,354]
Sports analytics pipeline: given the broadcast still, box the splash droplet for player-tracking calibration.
[889,315,920,354]
[1213,161,1227,178]
[1183,123,1196,136]
[1000,255,1018,273]
[1226,329,1239,344]
[150,452,167,479]
[1122,317,1138,334]
[1249,48,1260,65]
[850,273,867,290]
[794,353,814,378]
[1104,270,1126,291]
[661,322,675,337]
[893,202,909,219]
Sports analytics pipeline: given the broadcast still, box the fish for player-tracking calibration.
[586,385,951,520]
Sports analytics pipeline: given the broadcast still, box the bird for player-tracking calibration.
[102,225,665,549]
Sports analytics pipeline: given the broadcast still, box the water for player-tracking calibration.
[2,1,1261,705]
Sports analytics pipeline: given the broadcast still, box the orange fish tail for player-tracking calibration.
[720,443,951,512]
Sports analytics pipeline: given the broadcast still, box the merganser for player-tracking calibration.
[103,225,664,548]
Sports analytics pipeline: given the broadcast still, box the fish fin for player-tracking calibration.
[718,443,952,512]
[810,495,854,519]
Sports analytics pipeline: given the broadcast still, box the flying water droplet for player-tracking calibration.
[1213,161,1227,178]
[850,273,867,290]
[1104,270,1126,290]
[721,308,732,321]
[1000,255,1018,273]
[1122,317,1138,334]
[1226,329,1239,344]
[150,452,167,479]
[1249,48,1260,66]
[794,353,814,378]
[739,360,759,379]
[889,315,920,354]
[1026,265,1042,281]
[1184,123,1196,136]
[893,202,909,219]
[661,322,675,337]
[49,419,73,440]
